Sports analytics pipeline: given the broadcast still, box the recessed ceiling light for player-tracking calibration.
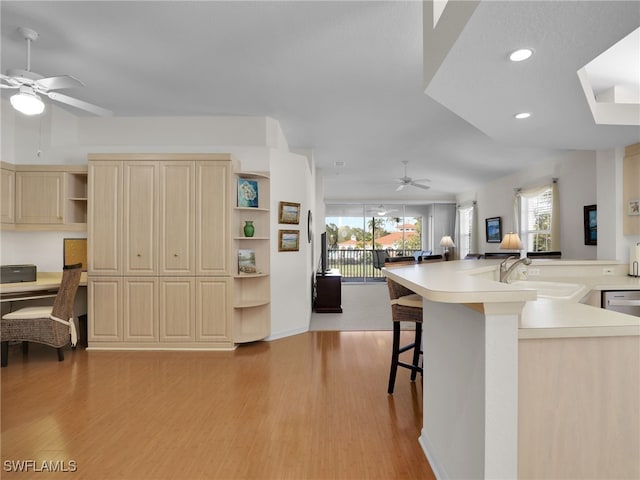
[509,48,533,62]
[514,112,531,119]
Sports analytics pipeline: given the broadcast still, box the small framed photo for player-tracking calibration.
[628,199,640,216]
[278,229,300,252]
[584,204,597,245]
[485,217,502,243]
[279,201,301,224]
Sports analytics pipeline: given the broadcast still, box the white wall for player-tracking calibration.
[268,149,315,339]
[457,150,598,260]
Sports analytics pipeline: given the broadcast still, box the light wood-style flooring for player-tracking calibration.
[1,331,434,479]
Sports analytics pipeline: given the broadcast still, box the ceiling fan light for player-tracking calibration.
[10,88,45,115]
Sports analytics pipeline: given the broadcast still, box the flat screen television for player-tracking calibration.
[319,232,329,274]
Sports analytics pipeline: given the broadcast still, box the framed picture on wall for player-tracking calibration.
[485,217,502,243]
[278,229,300,252]
[279,202,301,224]
[584,205,597,245]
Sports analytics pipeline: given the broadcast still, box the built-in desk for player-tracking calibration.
[1,272,89,347]
[0,272,88,302]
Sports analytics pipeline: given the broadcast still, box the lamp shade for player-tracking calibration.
[440,235,456,248]
[10,87,45,115]
[500,232,522,250]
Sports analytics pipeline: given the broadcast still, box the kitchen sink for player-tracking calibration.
[509,280,589,301]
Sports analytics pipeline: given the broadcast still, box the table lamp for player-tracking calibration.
[440,235,456,261]
[499,232,523,251]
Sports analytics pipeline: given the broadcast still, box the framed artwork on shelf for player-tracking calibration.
[485,217,502,243]
[628,199,640,216]
[238,249,257,274]
[278,229,300,252]
[237,178,259,208]
[278,201,301,224]
[584,205,597,245]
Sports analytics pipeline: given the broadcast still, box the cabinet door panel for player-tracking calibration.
[196,162,230,275]
[123,277,158,341]
[159,162,194,274]
[124,162,158,275]
[88,162,122,274]
[159,277,195,341]
[1,169,15,224]
[88,277,122,341]
[15,172,64,224]
[196,277,231,343]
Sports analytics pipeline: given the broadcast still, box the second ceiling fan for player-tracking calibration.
[394,161,430,191]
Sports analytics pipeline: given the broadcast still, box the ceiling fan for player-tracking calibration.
[1,27,112,116]
[367,204,399,216]
[394,161,431,191]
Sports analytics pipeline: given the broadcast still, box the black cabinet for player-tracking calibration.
[315,270,342,313]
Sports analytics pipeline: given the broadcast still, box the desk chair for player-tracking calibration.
[1,263,82,367]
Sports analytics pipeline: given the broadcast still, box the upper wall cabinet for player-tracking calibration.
[0,162,87,231]
[1,168,15,224]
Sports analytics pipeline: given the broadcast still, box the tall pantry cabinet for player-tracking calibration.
[87,153,269,350]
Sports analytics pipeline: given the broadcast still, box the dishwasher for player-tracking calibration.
[602,291,640,317]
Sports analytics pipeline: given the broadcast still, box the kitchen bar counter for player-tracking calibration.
[382,259,640,479]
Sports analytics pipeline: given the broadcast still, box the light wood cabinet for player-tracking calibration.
[159,277,195,341]
[123,162,158,275]
[15,171,64,224]
[1,163,87,231]
[123,277,158,341]
[88,161,122,274]
[196,277,232,344]
[87,153,239,350]
[88,276,122,342]
[159,163,195,275]
[1,168,15,224]
[196,161,232,276]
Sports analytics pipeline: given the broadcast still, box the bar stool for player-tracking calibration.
[386,276,423,394]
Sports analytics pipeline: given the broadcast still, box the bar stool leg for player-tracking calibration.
[388,322,401,394]
[410,323,422,381]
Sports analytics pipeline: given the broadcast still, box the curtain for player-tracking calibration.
[454,206,460,260]
[551,179,560,250]
[470,201,479,254]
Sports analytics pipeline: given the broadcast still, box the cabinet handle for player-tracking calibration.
[137,253,141,257]
[174,254,179,257]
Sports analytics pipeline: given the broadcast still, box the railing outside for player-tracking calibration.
[327,249,423,281]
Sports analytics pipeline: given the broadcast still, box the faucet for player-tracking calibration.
[499,256,532,283]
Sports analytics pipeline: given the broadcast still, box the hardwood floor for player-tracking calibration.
[1,331,434,479]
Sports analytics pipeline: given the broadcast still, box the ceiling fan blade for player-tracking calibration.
[36,75,84,91]
[410,178,431,183]
[1,73,21,87]
[46,91,113,116]
[410,182,431,190]
[396,184,405,191]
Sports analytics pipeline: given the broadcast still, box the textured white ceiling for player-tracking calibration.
[2,1,639,202]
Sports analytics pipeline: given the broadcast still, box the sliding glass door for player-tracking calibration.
[325,204,424,282]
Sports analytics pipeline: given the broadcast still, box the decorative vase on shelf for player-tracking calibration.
[243,221,255,238]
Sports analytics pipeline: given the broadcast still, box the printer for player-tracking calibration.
[1,264,37,284]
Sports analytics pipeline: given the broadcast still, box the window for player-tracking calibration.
[521,186,553,252]
[458,205,474,258]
